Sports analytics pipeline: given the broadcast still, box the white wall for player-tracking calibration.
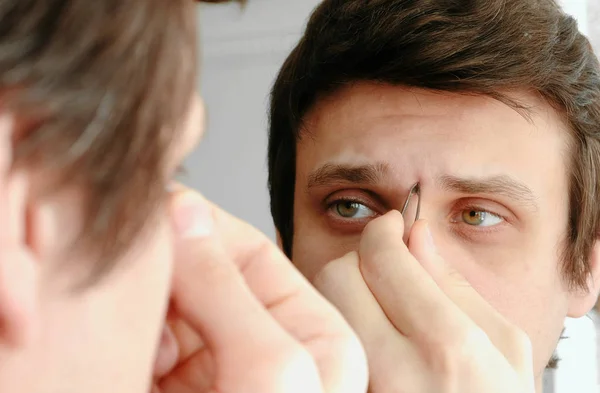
[187,0,322,238]
[562,0,588,34]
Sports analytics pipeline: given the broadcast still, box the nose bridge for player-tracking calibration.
[401,182,421,240]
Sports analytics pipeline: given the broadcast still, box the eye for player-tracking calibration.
[332,201,376,219]
[461,209,503,227]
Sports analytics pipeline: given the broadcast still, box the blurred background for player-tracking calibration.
[190,0,323,239]
[190,1,600,392]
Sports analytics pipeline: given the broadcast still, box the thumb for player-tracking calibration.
[408,220,534,382]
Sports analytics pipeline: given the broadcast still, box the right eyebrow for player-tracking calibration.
[438,174,539,210]
[306,162,389,190]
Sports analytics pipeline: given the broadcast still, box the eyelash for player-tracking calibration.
[326,197,379,215]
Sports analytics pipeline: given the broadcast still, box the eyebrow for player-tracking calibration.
[438,174,539,210]
[306,163,538,210]
[307,163,389,189]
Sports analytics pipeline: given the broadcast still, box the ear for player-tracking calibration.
[567,235,600,318]
[0,113,40,348]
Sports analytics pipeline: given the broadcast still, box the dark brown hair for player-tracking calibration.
[268,0,600,290]
[1,0,201,279]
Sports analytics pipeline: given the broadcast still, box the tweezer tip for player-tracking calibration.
[411,182,420,194]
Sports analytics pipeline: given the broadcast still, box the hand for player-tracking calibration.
[313,211,535,393]
[151,186,368,393]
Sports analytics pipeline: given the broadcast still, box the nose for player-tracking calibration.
[401,182,421,243]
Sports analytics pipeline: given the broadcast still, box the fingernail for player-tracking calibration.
[425,223,437,253]
[172,191,213,238]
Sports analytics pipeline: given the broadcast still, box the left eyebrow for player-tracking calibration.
[306,162,389,190]
[438,174,539,210]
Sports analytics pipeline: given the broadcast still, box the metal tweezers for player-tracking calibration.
[400,183,421,222]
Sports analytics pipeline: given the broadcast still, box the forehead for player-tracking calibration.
[298,83,570,186]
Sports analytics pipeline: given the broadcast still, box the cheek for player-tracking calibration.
[293,228,360,281]
[292,200,360,280]
[439,235,569,370]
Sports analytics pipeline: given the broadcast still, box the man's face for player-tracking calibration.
[292,82,584,375]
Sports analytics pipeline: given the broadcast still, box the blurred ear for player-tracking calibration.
[0,113,40,348]
[567,235,600,318]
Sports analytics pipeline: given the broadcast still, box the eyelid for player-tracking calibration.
[450,198,514,222]
[324,187,388,206]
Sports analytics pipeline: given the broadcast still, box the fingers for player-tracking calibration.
[312,251,412,389]
[153,325,180,379]
[209,213,368,393]
[167,317,204,366]
[167,186,368,393]
[158,344,214,393]
[169,197,323,393]
[407,220,534,379]
[313,252,401,349]
[358,211,470,339]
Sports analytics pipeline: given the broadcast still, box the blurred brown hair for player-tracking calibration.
[268,0,600,291]
[1,0,200,280]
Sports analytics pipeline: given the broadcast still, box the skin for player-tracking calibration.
[292,82,600,391]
